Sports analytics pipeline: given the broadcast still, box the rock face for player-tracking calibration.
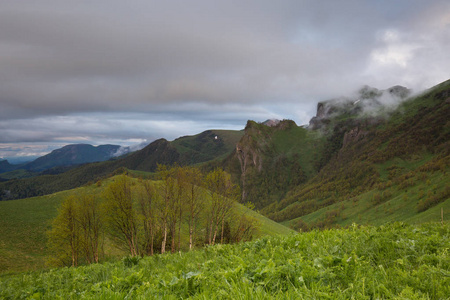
[235,121,266,200]
[232,119,308,208]
[309,85,411,129]
[262,119,281,127]
[387,85,411,99]
[342,125,369,148]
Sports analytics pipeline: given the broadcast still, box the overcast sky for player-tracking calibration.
[1,0,449,160]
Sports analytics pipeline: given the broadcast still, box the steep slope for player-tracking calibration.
[265,80,450,227]
[225,120,324,209]
[215,81,448,228]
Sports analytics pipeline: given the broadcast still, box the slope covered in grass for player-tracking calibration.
[0,176,292,274]
[264,79,450,228]
[1,222,448,299]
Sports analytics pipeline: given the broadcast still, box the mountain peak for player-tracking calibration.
[261,119,281,127]
[309,84,412,129]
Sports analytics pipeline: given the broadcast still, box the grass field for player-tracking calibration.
[1,222,448,299]
[0,177,293,275]
[0,185,103,274]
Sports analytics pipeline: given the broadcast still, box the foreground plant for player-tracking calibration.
[2,222,448,299]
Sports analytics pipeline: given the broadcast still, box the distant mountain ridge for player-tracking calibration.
[0,144,123,176]
[0,129,244,199]
[25,144,122,171]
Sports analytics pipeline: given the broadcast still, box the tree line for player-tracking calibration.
[47,165,259,267]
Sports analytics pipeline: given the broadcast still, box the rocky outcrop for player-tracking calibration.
[309,85,411,130]
[342,126,369,148]
[262,119,281,127]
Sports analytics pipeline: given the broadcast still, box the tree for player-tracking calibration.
[76,192,102,263]
[47,195,81,267]
[181,166,205,250]
[156,165,177,254]
[205,168,240,245]
[137,179,157,256]
[174,166,186,252]
[102,175,139,256]
[230,202,260,243]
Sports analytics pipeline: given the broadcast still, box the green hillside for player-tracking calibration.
[1,80,449,277]
[225,80,450,229]
[227,120,325,209]
[0,175,292,274]
[1,222,448,299]
[0,130,243,201]
[172,129,244,164]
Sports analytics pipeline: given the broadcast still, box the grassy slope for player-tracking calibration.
[0,178,292,275]
[232,121,326,210]
[1,222,448,299]
[271,125,324,178]
[273,79,450,228]
[171,129,244,164]
[284,158,449,228]
[0,185,104,274]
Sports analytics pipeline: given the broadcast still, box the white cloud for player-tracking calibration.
[370,29,418,68]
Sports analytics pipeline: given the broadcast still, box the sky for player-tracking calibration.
[1,0,449,160]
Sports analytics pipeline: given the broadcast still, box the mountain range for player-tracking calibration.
[1,79,448,229]
[0,144,124,179]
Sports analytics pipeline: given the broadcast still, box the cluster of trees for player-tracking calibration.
[47,166,259,267]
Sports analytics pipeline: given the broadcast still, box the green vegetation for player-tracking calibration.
[1,80,449,295]
[0,169,37,180]
[231,120,324,209]
[1,222,448,299]
[172,130,244,164]
[263,79,450,228]
[0,171,292,274]
[0,185,107,274]
[0,130,243,201]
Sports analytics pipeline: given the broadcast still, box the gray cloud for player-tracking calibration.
[0,0,449,158]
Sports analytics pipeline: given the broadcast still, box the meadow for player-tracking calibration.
[0,222,448,299]
[0,175,293,274]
